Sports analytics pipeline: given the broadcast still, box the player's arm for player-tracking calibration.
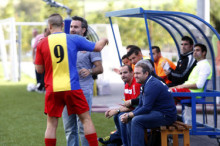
[92,60,103,74]
[93,38,108,52]
[79,61,103,78]
[35,65,44,74]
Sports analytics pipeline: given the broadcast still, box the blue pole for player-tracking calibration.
[109,17,122,66]
[64,18,71,34]
[148,17,181,56]
[143,13,153,62]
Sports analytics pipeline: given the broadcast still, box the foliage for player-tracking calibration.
[15,0,42,21]
[87,0,196,51]
[0,0,81,53]
[0,0,14,19]
[0,0,219,53]
[153,0,196,51]
[210,0,220,33]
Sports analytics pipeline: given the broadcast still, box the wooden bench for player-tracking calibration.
[145,121,192,146]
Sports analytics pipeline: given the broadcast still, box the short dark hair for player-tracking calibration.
[126,45,141,51]
[122,54,129,60]
[121,65,133,73]
[72,16,88,36]
[194,43,207,57]
[126,45,139,50]
[182,36,193,45]
[135,62,151,74]
[48,13,63,27]
[152,46,161,53]
[127,45,141,57]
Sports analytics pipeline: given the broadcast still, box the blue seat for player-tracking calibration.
[180,80,213,124]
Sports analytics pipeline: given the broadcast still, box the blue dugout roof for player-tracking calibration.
[105,7,220,90]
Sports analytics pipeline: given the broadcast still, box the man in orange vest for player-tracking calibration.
[151,46,176,84]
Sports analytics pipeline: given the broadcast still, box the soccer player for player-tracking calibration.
[35,13,108,146]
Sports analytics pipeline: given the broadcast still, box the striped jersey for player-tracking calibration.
[35,32,95,92]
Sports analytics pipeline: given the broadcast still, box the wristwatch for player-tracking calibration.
[127,113,131,119]
[88,69,93,74]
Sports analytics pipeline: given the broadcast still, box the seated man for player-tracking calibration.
[122,54,132,66]
[112,54,132,74]
[151,46,176,84]
[165,36,197,87]
[127,45,143,70]
[170,43,212,103]
[99,65,141,146]
[124,59,165,107]
[127,45,143,65]
[126,45,138,53]
[120,62,177,146]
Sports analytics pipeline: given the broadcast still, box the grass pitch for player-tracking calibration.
[0,63,115,146]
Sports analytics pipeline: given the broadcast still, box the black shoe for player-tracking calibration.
[98,136,110,145]
[176,115,183,122]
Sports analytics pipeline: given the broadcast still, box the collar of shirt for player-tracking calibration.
[52,32,64,34]
[180,50,193,57]
[196,59,207,65]
[141,75,153,95]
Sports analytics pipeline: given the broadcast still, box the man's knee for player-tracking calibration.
[78,111,91,124]
[47,116,58,128]
[131,116,144,128]
[131,116,139,124]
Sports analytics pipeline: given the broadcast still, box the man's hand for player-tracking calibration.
[169,84,185,90]
[112,68,120,74]
[120,113,129,123]
[79,68,91,78]
[120,112,134,123]
[105,109,118,118]
[175,84,185,89]
[102,38,109,45]
[164,69,170,75]
[94,38,109,52]
[105,109,111,118]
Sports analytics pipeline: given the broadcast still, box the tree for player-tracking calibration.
[0,0,204,54]
[14,0,81,53]
[86,0,196,51]
[0,0,14,19]
[210,0,220,33]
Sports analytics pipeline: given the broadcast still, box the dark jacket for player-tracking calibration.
[133,75,177,122]
[168,51,197,87]
[130,71,165,106]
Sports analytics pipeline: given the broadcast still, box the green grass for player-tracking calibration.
[0,63,115,146]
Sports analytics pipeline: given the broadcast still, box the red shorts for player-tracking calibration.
[171,88,191,104]
[44,89,89,117]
